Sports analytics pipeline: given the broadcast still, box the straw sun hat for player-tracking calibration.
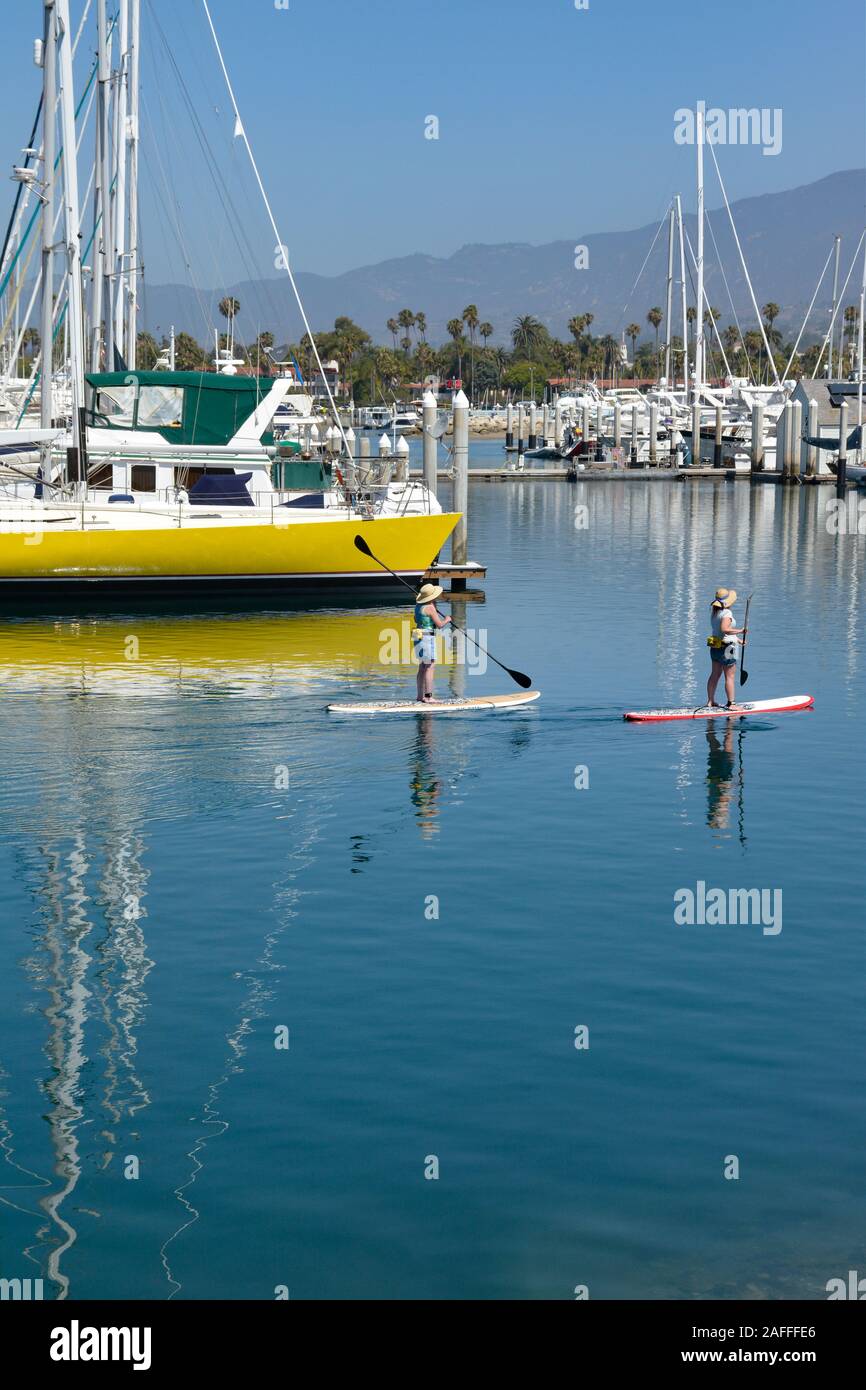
[415,583,444,603]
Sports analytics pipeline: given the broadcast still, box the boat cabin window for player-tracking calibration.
[88,382,183,430]
[131,464,156,492]
[179,466,235,489]
[93,384,137,426]
[137,385,183,428]
[88,460,113,488]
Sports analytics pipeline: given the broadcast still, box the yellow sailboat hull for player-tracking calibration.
[0,511,459,593]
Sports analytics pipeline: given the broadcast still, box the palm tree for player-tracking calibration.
[721,324,741,372]
[462,304,479,402]
[843,305,859,368]
[479,321,493,347]
[646,307,663,379]
[218,296,241,355]
[600,334,618,382]
[625,322,641,366]
[702,307,721,376]
[490,346,508,388]
[397,308,415,353]
[414,311,427,342]
[511,314,545,361]
[743,330,763,380]
[761,302,780,337]
[386,317,399,349]
[20,326,40,365]
[446,318,465,380]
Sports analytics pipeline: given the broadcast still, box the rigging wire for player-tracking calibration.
[200,0,352,455]
[619,201,673,324]
[705,140,780,386]
[143,0,274,342]
[704,209,754,385]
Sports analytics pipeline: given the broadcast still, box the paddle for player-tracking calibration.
[739,594,752,687]
[353,534,533,689]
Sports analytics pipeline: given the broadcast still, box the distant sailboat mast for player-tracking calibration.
[694,104,705,403]
[675,194,687,394]
[663,204,674,385]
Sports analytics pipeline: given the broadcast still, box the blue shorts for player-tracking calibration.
[710,648,738,668]
[414,632,437,664]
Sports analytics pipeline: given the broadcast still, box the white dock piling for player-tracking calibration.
[806,398,818,477]
[452,389,469,567]
[345,427,356,459]
[789,400,802,479]
[378,432,391,458]
[422,388,438,495]
[395,434,410,482]
[541,403,550,446]
[649,403,658,466]
[517,403,525,456]
[750,403,764,471]
[359,432,370,461]
[505,401,514,450]
[595,404,604,460]
[836,400,849,498]
[691,402,701,467]
[528,402,537,449]
[555,399,564,447]
[713,405,723,468]
[613,401,622,450]
[630,405,639,466]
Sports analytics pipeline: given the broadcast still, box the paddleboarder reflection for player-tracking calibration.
[705,721,746,845]
[409,717,442,837]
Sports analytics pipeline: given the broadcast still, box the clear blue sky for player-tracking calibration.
[1,0,863,283]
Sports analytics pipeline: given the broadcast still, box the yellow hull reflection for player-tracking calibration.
[0,610,456,696]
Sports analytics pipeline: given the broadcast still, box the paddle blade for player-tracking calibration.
[353,534,373,557]
[506,667,533,689]
[740,668,749,687]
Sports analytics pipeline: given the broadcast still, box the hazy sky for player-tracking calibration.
[1,0,863,284]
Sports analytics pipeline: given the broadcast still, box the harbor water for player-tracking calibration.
[0,477,863,1300]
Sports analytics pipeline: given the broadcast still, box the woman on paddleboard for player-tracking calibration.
[706,587,745,709]
[413,582,452,703]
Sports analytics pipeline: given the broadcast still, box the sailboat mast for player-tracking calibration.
[675,193,686,394]
[125,0,140,368]
[112,0,129,362]
[91,0,110,370]
[857,237,865,444]
[663,203,675,384]
[100,0,114,370]
[694,104,705,401]
[40,0,57,429]
[56,0,86,458]
[828,234,841,379]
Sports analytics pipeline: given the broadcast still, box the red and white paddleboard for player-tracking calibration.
[624,695,814,723]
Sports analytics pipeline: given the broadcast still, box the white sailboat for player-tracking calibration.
[0,1,455,594]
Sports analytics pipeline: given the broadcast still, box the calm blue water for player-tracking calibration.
[0,470,864,1301]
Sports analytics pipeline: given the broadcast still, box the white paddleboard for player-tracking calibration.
[624,694,814,723]
[328,690,541,715]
